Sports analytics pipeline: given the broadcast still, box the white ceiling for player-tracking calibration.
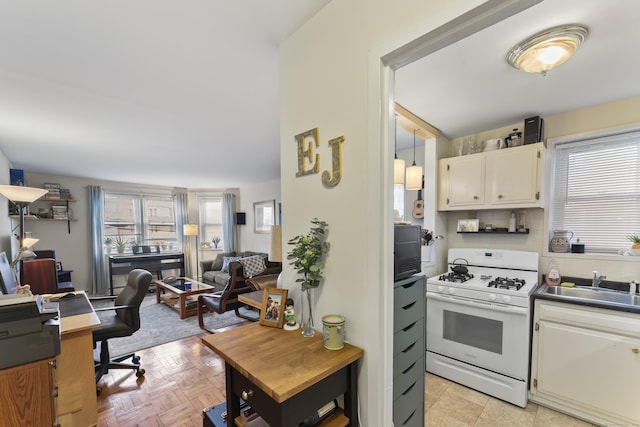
[0,1,330,188]
[1,1,639,187]
[395,0,640,148]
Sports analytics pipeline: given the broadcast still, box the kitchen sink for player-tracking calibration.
[537,284,640,310]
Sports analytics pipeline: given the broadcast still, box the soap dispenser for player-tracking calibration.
[545,260,561,285]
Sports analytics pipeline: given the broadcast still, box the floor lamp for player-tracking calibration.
[183,224,199,279]
[0,185,48,285]
[270,225,282,287]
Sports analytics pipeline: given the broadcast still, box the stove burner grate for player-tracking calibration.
[439,272,474,283]
[487,277,526,291]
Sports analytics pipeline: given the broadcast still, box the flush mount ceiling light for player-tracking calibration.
[506,24,588,75]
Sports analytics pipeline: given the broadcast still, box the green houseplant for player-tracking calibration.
[287,218,329,336]
[115,236,130,254]
[104,237,114,253]
[627,235,640,256]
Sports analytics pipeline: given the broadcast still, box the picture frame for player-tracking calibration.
[260,288,288,328]
[254,199,276,234]
[55,261,63,271]
[457,219,479,233]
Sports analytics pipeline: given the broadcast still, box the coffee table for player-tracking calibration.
[154,277,214,319]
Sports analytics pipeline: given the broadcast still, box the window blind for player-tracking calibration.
[551,130,640,253]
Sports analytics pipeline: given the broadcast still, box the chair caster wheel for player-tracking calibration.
[132,355,140,364]
[136,368,145,378]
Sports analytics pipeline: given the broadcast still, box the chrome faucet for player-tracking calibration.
[592,270,606,287]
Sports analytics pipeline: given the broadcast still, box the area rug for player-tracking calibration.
[93,294,256,358]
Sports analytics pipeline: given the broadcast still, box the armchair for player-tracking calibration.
[197,273,257,333]
[91,269,152,392]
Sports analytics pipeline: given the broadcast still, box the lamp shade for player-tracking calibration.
[270,225,282,262]
[405,165,423,190]
[22,237,39,249]
[394,158,405,185]
[0,185,48,203]
[183,224,198,236]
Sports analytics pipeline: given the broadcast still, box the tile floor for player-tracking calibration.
[425,372,597,426]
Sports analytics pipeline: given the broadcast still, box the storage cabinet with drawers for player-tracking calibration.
[393,273,425,427]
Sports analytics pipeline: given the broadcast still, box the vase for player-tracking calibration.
[300,287,315,337]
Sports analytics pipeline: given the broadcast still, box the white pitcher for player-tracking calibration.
[484,138,504,151]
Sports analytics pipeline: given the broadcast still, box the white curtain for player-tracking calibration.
[89,185,107,295]
[223,193,236,251]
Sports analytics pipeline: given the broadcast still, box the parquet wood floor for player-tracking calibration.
[96,325,244,427]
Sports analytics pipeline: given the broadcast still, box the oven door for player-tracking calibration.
[426,291,529,380]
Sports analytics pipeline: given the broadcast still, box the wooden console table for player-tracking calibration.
[108,252,185,295]
[203,323,363,426]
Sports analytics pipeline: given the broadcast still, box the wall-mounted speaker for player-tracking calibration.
[235,212,246,225]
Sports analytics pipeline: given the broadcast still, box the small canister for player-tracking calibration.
[322,314,345,350]
[184,281,192,291]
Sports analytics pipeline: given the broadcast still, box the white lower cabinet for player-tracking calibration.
[530,299,640,426]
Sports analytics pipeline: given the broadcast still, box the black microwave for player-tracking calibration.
[394,224,421,281]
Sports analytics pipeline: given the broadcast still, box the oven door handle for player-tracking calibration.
[426,292,528,315]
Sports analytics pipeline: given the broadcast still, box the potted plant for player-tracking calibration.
[115,236,130,254]
[104,237,114,253]
[287,218,329,336]
[627,235,640,256]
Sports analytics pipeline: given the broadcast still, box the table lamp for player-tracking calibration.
[183,224,199,279]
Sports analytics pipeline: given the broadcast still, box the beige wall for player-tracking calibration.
[445,95,640,283]
[280,0,485,424]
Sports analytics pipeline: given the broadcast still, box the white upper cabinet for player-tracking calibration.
[438,143,544,211]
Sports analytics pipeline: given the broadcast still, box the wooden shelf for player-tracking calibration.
[38,198,76,202]
[458,228,529,234]
[10,215,77,221]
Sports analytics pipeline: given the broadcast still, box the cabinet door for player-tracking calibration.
[533,320,640,424]
[438,154,485,209]
[486,144,542,207]
[0,358,56,426]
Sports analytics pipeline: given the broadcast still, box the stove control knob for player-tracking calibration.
[488,294,497,301]
[437,286,444,293]
[447,287,455,295]
[502,295,511,303]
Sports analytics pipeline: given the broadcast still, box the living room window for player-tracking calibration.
[549,125,640,254]
[104,193,177,251]
[199,197,224,248]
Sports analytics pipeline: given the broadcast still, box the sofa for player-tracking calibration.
[200,251,282,292]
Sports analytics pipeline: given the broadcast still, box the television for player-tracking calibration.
[394,224,421,281]
[0,252,18,294]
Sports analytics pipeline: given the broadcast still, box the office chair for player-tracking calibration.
[91,269,152,392]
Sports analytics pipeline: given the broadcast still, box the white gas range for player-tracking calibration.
[426,248,539,408]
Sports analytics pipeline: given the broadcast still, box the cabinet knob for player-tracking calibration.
[241,389,254,400]
[633,348,640,354]
[498,194,503,199]
[473,195,479,200]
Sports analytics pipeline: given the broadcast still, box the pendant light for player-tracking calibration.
[393,117,405,185]
[405,129,422,190]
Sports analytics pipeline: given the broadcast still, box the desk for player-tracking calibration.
[202,323,363,426]
[108,252,184,295]
[55,291,101,426]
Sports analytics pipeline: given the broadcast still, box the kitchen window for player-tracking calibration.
[550,126,640,254]
[104,193,177,251]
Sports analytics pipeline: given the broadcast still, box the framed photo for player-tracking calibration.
[55,262,63,271]
[254,199,276,234]
[260,288,288,328]
[457,219,479,233]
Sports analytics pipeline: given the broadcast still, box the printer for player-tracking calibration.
[0,294,61,370]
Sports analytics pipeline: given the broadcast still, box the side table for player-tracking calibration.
[202,323,363,426]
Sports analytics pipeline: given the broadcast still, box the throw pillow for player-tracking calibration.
[221,256,241,273]
[212,251,236,271]
[239,255,267,278]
